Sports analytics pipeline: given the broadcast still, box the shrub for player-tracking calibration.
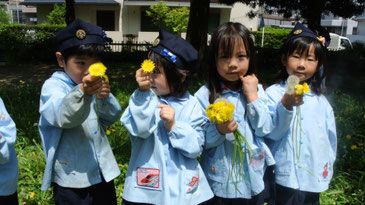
[252,27,291,49]
[0,24,65,63]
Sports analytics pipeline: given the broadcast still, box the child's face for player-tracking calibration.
[56,52,99,84]
[216,39,249,82]
[151,64,171,96]
[284,44,319,82]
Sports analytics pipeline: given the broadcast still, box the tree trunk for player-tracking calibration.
[186,0,210,59]
[65,0,75,25]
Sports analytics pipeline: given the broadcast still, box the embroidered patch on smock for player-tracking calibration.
[1,112,6,121]
[250,151,266,169]
[137,167,160,188]
[322,162,328,179]
[209,166,216,174]
[187,176,199,193]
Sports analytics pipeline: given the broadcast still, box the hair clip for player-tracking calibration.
[317,36,325,47]
[160,49,177,63]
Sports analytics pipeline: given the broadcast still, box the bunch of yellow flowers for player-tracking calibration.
[205,98,235,124]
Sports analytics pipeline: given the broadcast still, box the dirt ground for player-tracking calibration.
[0,63,137,86]
[0,63,62,85]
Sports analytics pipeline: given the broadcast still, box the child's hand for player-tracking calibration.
[81,74,102,96]
[216,118,238,135]
[97,80,110,99]
[240,74,258,103]
[157,104,175,131]
[281,93,304,110]
[136,68,151,92]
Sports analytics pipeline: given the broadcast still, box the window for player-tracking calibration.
[97,10,115,31]
[340,39,352,49]
[141,10,160,32]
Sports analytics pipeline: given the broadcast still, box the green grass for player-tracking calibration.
[0,62,364,204]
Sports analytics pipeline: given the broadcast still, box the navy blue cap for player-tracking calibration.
[284,23,330,48]
[150,29,200,74]
[55,19,105,52]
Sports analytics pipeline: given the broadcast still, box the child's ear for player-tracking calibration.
[281,54,287,66]
[181,72,187,83]
[55,52,65,67]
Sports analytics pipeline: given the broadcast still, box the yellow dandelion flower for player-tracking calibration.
[351,145,358,150]
[106,130,111,135]
[89,62,107,76]
[295,84,304,95]
[32,152,35,156]
[30,192,35,198]
[112,129,116,132]
[118,164,123,167]
[303,83,310,94]
[141,59,155,73]
[19,80,24,84]
[205,99,234,124]
[346,135,351,140]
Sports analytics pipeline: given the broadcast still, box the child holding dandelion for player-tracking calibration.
[121,29,214,205]
[0,97,18,205]
[265,23,337,205]
[194,22,275,204]
[38,19,121,204]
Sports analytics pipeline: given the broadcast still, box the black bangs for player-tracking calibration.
[216,27,251,59]
[61,44,105,62]
[285,37,324,63]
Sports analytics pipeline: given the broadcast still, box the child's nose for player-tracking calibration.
[228,58,238,68]
[297,58,306,68]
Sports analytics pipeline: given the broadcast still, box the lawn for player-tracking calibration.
[0,58,364,204]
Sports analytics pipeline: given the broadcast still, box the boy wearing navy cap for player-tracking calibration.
[38,19,121,204]
[120,29,214,205]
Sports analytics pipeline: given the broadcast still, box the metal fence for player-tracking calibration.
[107,41,152,52]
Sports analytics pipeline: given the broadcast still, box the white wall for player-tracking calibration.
[229,2,259,31]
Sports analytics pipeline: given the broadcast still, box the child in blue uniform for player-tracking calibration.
[194,22,276,204]
[0,97,18,205]
[121,29,214,205]
[265,23,337,205]
[38,19,122,204]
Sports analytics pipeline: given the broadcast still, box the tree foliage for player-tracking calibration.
[219,0,365,30]
[0,7,10,25]
[146,1,189,34]
[47,4,66,25]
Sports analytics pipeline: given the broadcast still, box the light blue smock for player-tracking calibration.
[194,84,276,199]
[0,97,18,196]
[121,89,214,205]
[38,71,121,190]
[265,83,337,192]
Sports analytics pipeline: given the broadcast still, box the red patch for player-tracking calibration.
[189,176,199,187]
[137,167,160,188]
[322,163,328,179]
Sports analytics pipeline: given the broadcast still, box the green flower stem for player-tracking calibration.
[230,129,253,193]
[292,106,316,177]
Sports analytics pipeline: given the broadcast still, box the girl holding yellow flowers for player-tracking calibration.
[195,22,275,205]
[120,29,213,205]
[265,23,337,205]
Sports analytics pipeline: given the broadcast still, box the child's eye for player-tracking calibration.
[76,61,85,65]
[292,55,300,59]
